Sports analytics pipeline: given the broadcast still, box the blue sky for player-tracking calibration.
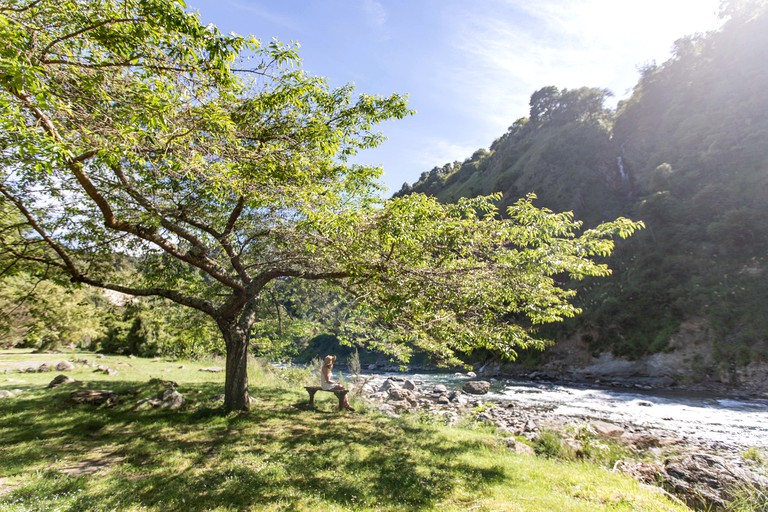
[189,0,723,194]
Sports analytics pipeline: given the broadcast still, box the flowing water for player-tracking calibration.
[365,372,768,452]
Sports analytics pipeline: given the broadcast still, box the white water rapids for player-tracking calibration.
[364,372,768,452]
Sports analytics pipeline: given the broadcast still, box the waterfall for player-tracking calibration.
[617,156,629,186]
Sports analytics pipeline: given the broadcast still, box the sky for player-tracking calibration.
[188,0,724,194]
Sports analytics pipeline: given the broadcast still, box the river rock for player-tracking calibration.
[379,378,402,392]
[55,361,75,371]
[467,371,477,378]
[661,452,768,510]
[401,379,416,390]
[462,380,491,395]
[432,384,448,394]
[613,460,665,485]
[436,394,451,405]
[590,420,625,439]
[388,388,417,404]
[48,374,77,388]
[388,399,412,412]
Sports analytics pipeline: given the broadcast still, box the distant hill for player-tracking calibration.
[396,4,768,382]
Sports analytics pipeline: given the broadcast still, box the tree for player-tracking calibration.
[0,0,641,411]
[528,86,613,127]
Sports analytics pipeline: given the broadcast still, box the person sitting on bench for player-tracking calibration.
[320,355,353,410]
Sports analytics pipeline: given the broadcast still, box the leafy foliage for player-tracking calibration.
[0,273,106,350]
[0,0,639,409]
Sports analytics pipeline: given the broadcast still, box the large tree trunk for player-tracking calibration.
[218,319,251,412]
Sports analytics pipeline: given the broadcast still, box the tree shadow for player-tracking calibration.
[0,380,507,511]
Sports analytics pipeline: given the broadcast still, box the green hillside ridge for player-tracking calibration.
[398,5,768,374]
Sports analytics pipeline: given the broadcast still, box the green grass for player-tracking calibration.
[0,349,689,511]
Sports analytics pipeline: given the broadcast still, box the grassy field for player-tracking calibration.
[0,349,690,511]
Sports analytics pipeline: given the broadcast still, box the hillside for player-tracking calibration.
[397,5,768,387]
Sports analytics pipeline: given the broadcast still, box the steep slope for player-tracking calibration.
[399,5,768,386]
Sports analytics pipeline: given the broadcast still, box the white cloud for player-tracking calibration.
[441,0,722,132]
[362,0,389,38]
[410,137,482,170]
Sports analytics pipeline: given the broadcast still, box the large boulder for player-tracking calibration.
[462,380,491,395]
[661,452,768,510]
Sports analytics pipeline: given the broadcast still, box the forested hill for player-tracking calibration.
[396,5,768,369]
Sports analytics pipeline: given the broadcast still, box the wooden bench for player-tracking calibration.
[304,386,353,411]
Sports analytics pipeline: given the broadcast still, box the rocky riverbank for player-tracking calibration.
[359,374,768,511]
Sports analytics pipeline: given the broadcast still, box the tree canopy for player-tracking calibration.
[0,0,641,410]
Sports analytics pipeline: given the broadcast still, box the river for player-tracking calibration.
[363,372,768,453]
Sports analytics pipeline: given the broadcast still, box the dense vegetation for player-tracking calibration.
[398,4,768,370]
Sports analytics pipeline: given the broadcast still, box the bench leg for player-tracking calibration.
[307,389,317,407]
[334,390,353,411]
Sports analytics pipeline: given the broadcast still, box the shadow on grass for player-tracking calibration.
[0,380,506,511]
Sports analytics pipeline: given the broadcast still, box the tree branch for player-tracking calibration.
[0,183,80,278]
[0,0,44,13]
[40,17,140,57]
[74,275,218,316]
[7,88,245,292]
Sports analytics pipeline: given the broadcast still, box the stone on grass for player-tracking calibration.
[148,378,178,388]
[157,388,185,410]
[0,390,13,398]
[56,361,75,371]
[69,389,119,407]
[199,366,225,372]
[94,365,117,375]
[48,374,77,388]
[135,386,185,411]
[502,437,535,456]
